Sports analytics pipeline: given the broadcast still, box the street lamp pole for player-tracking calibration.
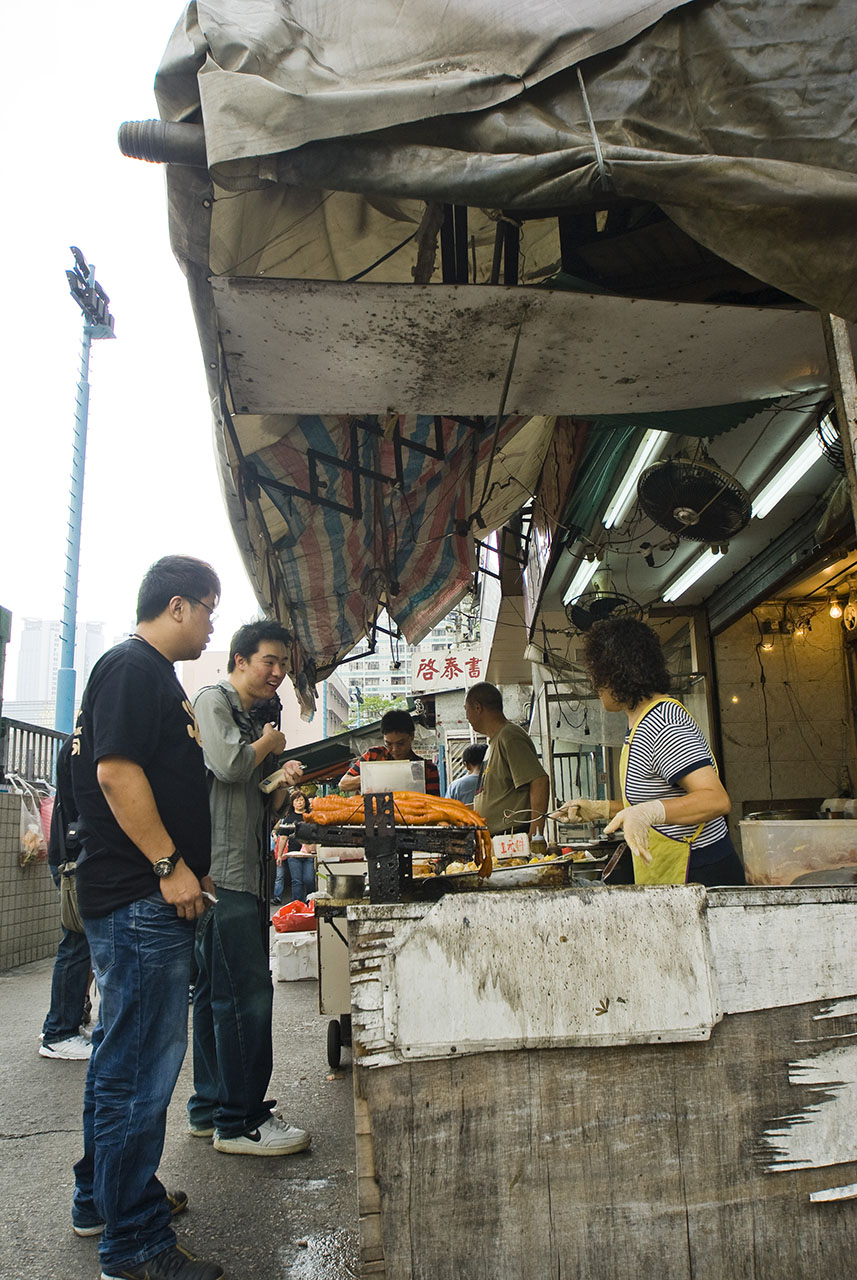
[55,247,115,733]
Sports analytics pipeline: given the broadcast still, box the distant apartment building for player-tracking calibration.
[344,606,479,714]
[16,619,62,702]
[15,618,105,706]
[321,672,350,736]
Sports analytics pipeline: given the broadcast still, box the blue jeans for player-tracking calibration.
[42,869,91,1044]
[287,857,315,902]
[273,860,289,901]
[72,894,195,1271]
[188,888,274,1138]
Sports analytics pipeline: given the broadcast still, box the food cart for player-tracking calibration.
[290,794,857,1277]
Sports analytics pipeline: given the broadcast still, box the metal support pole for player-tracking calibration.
[55,305,92,732]
[820,313,857,534]
[55,249,115,733]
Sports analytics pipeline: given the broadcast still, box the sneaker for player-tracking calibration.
[74,1190,189,1237]
[39,1034,92,1060]
[213,1114,310,1157]
[100,1243,223,1280]
[188,1123,214,1139]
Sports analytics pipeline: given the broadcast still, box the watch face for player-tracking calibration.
[152,858,174,878]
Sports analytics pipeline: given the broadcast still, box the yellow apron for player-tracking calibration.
[619,696,709,886]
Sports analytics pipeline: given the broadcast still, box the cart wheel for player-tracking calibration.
[327,1017,342,1069]
[341,1013,352,1047]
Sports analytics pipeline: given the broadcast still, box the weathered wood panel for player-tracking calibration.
[349,889,857,1278]
[356,1000,857,1280]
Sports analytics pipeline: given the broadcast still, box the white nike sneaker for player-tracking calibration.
[213,1114,310,1156]
[39,1034,92,1060]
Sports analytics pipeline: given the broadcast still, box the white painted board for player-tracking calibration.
[211,278,838,417]
[352,885,720,1066]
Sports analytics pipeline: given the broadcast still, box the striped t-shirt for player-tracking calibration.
[624,699,731,867]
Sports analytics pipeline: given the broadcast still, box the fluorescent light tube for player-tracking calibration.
[602,430,670,530]
[662,549,719,602]
[562,557,602,607]
[752,432,825,519]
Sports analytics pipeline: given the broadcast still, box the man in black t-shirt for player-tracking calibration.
[70,555,225,1280]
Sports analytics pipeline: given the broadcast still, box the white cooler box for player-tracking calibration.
[273,931,319,981]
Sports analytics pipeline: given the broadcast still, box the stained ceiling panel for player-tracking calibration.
[212,279,839,419]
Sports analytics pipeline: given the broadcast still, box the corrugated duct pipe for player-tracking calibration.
[118,120,207,168]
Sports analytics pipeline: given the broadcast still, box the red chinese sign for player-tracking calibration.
[411,644,484,694]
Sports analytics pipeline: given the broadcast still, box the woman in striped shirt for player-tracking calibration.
[553,617,745,886]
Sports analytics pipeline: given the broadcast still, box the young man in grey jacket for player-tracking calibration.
[188,620,309,1156]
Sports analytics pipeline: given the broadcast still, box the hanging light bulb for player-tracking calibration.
[829,596,843,620]
[759,622,775,652]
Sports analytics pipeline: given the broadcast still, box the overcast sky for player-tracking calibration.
[0,2,260,700]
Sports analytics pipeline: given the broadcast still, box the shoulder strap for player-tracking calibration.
[54,792,68,862]
[196,682,251,733]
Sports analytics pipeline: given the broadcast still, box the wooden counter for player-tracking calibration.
[346,884,857,1279]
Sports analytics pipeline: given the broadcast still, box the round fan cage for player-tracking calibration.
[564,590,643,632]
[817,412,846,474]
[637,458,751,542]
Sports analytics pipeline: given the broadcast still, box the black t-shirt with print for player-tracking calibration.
[71,637,212,918]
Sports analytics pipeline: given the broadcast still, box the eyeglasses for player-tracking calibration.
[185,596,218,622]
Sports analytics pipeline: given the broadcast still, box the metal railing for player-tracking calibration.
[0,718,66,786]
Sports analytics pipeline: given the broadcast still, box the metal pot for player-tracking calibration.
[329,872,366,900]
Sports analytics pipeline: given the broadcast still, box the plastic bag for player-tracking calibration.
[19,793,47,867]
[39,796,55,847]
[272,899,316,933]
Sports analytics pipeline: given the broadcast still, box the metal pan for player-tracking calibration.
[436,853,609,891]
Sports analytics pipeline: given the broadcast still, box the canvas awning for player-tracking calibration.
[140,0,857,712]
[156,0,857,320]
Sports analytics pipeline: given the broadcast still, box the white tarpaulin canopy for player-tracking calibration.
[144,0,857,709]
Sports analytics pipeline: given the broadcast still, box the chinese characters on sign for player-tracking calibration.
[492,832,531,861]
[411,644,484,694]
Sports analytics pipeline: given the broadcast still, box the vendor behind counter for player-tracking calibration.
[337,709,440,796]
[465,682,549,840]
[551,617,745,887]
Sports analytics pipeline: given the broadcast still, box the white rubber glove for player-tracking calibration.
[549,797,612,823]
[604,800,666,863]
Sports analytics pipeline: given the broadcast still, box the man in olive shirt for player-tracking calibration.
[465,682,550,838]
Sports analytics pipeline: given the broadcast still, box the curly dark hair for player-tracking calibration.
[582,617,671,707]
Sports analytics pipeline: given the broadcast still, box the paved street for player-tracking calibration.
[0,947,359,1280]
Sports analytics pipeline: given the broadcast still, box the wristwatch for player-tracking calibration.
[152,850,181,878]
